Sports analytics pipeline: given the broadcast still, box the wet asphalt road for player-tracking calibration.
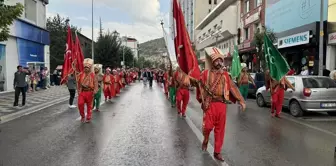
[0,83,217,166]
[187,90,336,166]
[2,82,336,166]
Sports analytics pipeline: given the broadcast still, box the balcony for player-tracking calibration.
[195,4,238,50]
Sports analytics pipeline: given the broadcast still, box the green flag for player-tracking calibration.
[230,45,241,79]
[264,34,289,81]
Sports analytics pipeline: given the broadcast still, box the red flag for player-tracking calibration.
[61,25,74,84]
[172,0,200,79]
[74,33,84,72]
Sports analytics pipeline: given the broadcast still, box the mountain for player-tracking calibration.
[139,37,166,58]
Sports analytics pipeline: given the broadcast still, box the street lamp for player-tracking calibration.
[91,0,94,62]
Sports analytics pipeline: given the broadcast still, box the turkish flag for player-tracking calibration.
[172,0,200,80]
[74,33,84,72]
[61,25,74,84]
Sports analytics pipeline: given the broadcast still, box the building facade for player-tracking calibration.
[265,0,328,75]
[0,0,50,92]
[326,0,336,71]
[121,36,139,64]
[195,0,239,66]
[238,0,265,71]
[77,33,93,59]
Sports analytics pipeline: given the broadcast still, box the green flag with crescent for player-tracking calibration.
[230,45,241,79]
[264,34,289,81]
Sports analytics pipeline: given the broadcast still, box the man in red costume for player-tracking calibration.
[174,67,190,117]
[113,69,122,95]
[265,69,295,117]
[77,58,98,123]
[195,47,246,161]
[103,68,115,101]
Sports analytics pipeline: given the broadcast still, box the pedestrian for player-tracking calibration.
[237,63,255,100]
[77,58,98,123]
[142,68,148,86]
[13,65,31,107]
[67,73,77,108]
[103,67,115,102]
[265,69,295,118]
[193,49,246,162]
[174,67,190,117]
[147,68,154,88]
[113,69,121,95]
[93,64,103,111]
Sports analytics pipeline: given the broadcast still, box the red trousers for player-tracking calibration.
[203,102,227,153]
[176,88,189,114]
[115,84,120,94]
[104,85,115,99]
[271,88,285,115]
[78,91,94,120]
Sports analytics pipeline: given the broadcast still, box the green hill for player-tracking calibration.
[139,37,166,57]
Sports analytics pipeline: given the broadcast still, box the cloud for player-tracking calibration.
[80,20,164,43]
[69,0,161,25]
[48,0,170,43]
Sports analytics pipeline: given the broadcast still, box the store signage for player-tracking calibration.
[277,31,310,49]
[245,12,260,26]
[238,42,251,50]
[17,39,44,66]
[328,32,336,45]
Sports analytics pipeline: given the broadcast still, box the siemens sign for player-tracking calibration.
[277,31,310,49]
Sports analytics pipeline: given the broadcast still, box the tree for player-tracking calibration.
[0,0,24,41]
[119,46,135,68]
[47,14,80,70]
[253,27,277,71]
[95,31,121,68]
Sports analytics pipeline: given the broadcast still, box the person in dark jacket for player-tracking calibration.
[13,65,31,107]
[67,73,77,108]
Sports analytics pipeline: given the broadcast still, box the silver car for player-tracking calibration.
[256,76,336,117]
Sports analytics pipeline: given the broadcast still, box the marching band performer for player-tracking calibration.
[93,64,103,111]
[103,67,115,101]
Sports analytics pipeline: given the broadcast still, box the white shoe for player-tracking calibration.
[71,105,77,108]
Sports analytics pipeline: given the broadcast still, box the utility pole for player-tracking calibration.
[123,35,126,68]
[318,0,324,76]
[91,0,94,62]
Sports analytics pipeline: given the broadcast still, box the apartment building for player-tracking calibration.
[239,0,265,70]
[0,0,50,92]
[121,36,139,60]
[195,0,239,64]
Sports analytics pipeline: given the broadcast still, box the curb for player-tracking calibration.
[0,96,69,124]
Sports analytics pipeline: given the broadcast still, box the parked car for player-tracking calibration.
[256,76,336,117]
[248,72,265,97]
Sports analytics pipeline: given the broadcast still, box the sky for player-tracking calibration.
[47,0,171,43]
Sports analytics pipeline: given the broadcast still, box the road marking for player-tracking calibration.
[0,96,69,124]
[281,115,336,137]
[185,115,229,166]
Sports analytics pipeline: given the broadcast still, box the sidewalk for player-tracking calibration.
[0,86,70,123]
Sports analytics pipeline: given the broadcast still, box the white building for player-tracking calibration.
[179,0,223,42]
[121,36,139,59]
[0,0,50,92]
[195,0,239,62]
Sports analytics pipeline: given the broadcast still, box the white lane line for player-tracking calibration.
[75,101,105,121]
[281,115,336,137]
[185,115,229,166]
[246,100,336,138]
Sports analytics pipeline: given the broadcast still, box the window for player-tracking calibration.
[244,28,249,40]
[244,0,250,13]
[209,0,211,4]
[286,77,296,87]
[24,0,37,22]
[209,9,211,13]
[214,24,217,30]
[302,77,336,88]
[214,0,217,5]
[255,0,262,7]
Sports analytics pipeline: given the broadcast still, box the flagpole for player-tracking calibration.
[160,20,173,72]
[91,0,94,62]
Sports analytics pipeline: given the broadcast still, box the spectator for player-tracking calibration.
[67,73,77,108]
[13,65,31,107]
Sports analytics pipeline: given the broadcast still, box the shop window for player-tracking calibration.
[245,0,250,13]
[244,28,249,40]
[24,0,37,23]
[255,0,262,8]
